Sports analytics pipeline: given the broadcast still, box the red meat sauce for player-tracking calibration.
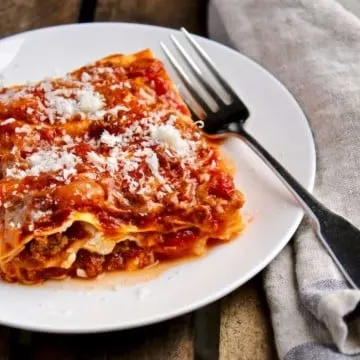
[1,227,203,284]
[0,56,188,133]
[2,169,239,243]
[208,173,236,200]
[0,54,243,284]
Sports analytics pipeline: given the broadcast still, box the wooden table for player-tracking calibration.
[0,1,277,358]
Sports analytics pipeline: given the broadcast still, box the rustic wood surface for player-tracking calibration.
[0,0,81,38]
[20,314,193,360]
[0,1,276,359]
[95,0,207,35]
[220,278,277,360]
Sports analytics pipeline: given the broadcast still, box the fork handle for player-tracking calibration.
[232,127,360,289]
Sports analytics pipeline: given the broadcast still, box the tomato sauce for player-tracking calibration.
[0,50,244,284]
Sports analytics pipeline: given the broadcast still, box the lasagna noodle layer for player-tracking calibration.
[0,49,245,284]
[1,212,243,284]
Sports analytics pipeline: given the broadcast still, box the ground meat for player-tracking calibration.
[24,222,91,264]
[110,241,154,270]
[104,249,125,271]
[155,228,199,258]
[72,249,105,278]
[72,241,155,277]
[5,240,155,283]
[28,233,69,262]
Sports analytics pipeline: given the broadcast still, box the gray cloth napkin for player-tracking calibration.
[208,1,360,359]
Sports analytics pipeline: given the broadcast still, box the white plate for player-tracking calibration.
[0,23,315,333]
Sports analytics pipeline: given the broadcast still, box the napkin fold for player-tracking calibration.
[208,1,360,358]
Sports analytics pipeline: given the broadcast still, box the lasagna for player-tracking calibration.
[0,49,245,284]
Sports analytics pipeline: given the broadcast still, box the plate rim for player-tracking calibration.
[0,22,316,333]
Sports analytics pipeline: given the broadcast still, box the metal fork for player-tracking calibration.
[161,28,360,289]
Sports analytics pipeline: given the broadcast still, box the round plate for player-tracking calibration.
[0,23,315,333]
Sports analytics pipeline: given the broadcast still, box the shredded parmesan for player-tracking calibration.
[145,150,163,182]
[45,92,77,119]
[99,130,122,147]
[107,104,129,116]
[41,85,105,123]
[15,124,32,134]
[62,134,74,145]
[81,72,91,82]
[139,88,156,104]
[1,118,15,125]
[106,156,119,174]
[150,124,189,156]
[6,148,81,180]
[87,151,106,171]
[77,89,104,113]
[1,56,207,221]
[31,209,52,221]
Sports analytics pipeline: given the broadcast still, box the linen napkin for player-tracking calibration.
[208,1,360,359]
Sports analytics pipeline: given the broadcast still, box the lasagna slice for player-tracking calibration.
[0,49,245,284]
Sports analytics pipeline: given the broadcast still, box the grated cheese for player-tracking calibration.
[15,124,32,134]
[145,150,164,183]
[107,104,129,117]
[106,156,119,174]
[45,92,77,121]
[31,209,52,221]
[87,151,106,171]
[42,85,105,123]
[97,67,114,75]
[110,83,123,90]
[1,118,15,126]
[63,167,77,180]
[39,81,53,92]
[6,148,81,180]
[99,130,122,147]
[77,89,104,113]
[139,88,156,104]
[150,124,189,157]
[62,134,74,145]
[81,72,91,82]
[1,60,206,210]
[167,114,177,125]
[29,150,80,176]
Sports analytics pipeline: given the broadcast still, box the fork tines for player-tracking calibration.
[160,28,238,121]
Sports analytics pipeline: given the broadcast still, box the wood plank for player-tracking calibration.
[95,0,207,35]
[0,327,11,360]
[220,275,277,360]
[107,314,193,360]
[10,330,32,359]
[27,332,75,360]
[31,333,106,359]
[194,302,221,360]
[29,314,193,360]
[0,0,81,38]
